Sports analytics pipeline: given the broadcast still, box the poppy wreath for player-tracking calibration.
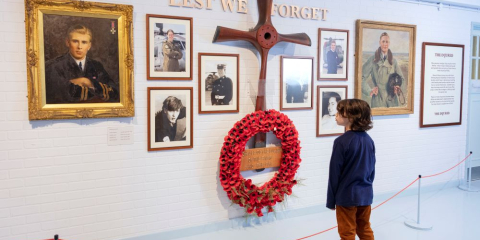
[219,109,301,217]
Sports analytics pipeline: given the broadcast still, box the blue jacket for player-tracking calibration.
[326,131,376,209]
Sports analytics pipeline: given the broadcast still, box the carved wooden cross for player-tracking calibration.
[213,0,311,147]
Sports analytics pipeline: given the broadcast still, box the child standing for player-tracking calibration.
[326,99,376,240]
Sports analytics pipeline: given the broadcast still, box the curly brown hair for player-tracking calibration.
[336,99,373,131]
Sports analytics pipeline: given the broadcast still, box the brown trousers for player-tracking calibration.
[336,205,374,240]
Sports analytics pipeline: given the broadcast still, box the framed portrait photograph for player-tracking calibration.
[280,56,314,110]
[146,14,192,80]
[317,86,347,137]
[318,28,349,80]
[355,20,416,116]
[24,0,134,120]
[148,87,193,151]
[198,53,239,114]
[420,42,465,128]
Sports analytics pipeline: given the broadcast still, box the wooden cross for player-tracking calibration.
[213,0,311,147]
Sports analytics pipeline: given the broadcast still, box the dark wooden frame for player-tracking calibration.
[316,85,348,137]
[420,42,465,128]
[355,20,416,116]
[147,87,193,151]
[318,28,349,81]
[280,56,314,110]
[198,53,240,114]
[146,14,193,80]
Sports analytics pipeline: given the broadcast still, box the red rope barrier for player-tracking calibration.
[423,153,472,178]
[295,153,472,240]
[296,226,338,240]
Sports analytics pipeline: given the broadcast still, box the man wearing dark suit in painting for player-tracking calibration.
[45,25,119,104]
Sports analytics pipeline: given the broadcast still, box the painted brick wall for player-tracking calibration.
[0,0,475,239]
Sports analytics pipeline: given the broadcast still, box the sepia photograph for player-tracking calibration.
[146,14,192,80]
[198,53,239,113]
[280,56,314,110]
[318,28,349,80]
[355,20,416,115]
[148,87,193,151]
[317,86,347,137]
[25,0,134,120]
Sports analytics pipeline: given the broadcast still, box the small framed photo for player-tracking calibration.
[280,56,314,110]
[318,28,349,80]
[317,86,348,137]
[146,14,192,80]
[198,53,239,113]
[148,87,193,151]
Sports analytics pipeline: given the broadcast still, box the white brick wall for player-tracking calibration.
[0,0,474,239]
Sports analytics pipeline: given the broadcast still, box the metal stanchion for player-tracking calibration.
[404,175,433,230]
[458,151,479,192]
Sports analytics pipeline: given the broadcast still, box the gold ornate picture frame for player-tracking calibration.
[25,0,134,120]
[355,20,416,116]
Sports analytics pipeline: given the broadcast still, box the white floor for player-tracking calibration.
[175,181,480,240]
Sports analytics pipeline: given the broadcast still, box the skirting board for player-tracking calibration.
[122,180,460,240]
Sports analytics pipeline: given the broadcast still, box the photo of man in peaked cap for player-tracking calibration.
[210,64,233,105]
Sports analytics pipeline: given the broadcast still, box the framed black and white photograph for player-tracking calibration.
[317,86,348,137]
[148,87,193,151]
[420,42,464,128]
[198,53,239,113]
[318,28,349,80]
[280,56,314,110]
[146,14,192,80]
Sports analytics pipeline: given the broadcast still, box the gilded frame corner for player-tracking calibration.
[25,0,134,120]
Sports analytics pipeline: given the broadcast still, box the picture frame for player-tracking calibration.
[280,56,314,110]
[420,42,465,128]
[198,53,239,114]
[146,14,193,80]
[318,28,349,80]
[147,87,193,151]
[355,20,416,116]
[317,85,347,137]
[24,0,134,120]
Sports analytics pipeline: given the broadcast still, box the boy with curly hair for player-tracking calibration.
[326,99,376,240]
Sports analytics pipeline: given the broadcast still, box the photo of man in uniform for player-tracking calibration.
[327,41,338,74]
[44,24,119,104]
[210,64,233,105]
[155,96,187,142]
[162,29,183,72]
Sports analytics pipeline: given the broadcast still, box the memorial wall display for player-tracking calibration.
[147,87,193,151]
[317,85,347,137]
[280,56,314,110]
[146,14,193,80]
[212,0,311,147]
[420,42,465,128]
[318,28,349,81]
[24,0,134,120]
[355,20,416,116]
[198,53,239,113]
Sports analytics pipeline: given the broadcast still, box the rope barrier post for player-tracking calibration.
[458,151,480,192]
[404,175,433,231]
